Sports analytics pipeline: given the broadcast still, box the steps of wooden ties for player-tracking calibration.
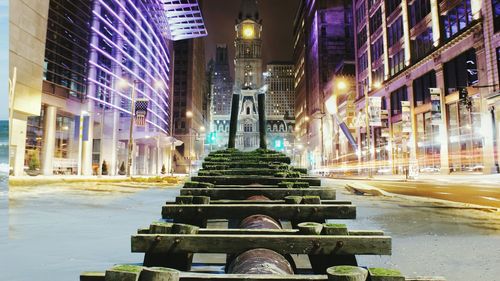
[81,149,446,281]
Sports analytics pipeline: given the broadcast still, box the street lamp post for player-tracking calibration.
[363,81,373,178]
[186,110,193,175]
[126,80,138,177]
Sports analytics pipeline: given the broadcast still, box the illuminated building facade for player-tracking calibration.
[293,0,355,168]
[10,0,206,176]
[210,44,234,149]
[351,0,500,175]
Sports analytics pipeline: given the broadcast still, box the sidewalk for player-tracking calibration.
[9,174,188,186]
[330,173,500,186]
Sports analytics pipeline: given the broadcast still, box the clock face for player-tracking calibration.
[242,24,255,39]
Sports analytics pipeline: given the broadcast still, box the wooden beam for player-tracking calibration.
[80,272,105,281]
[131,234,392,255]
[166,200,351,205]
[190,176,321,186]
[162,204,356,221]
[80,272,446,281]
[180,188,336,200]
[180,273,328,280]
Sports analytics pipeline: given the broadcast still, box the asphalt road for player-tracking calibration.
[352,179,500,208]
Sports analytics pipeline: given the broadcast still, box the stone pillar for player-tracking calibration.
[10,114,28,176]
[257,92,267,149]
[430,0,441,46]
[41,105,57,175]
[435,63,450,174]
[228,93,240,148]
[474,35,497,174]
[81,106,94,176]
[407,81,419,174]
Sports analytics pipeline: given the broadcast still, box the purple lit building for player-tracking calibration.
[19,0,207,176]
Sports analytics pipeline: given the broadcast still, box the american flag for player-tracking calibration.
[135,99,148,127]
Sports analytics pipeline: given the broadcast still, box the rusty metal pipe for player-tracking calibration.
[226,195,294,275]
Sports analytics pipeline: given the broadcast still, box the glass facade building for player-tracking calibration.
[13,0,206,176]
[88,0,172,135]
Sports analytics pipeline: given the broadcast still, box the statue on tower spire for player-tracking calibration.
[238,0,260,23]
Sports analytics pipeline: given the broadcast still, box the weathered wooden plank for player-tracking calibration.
[143,227,384,237]
[131,234,392,255]
[180,273,328,280]
[190,176,321,186]
[166,200,351,205]
[80,272,105,281]
[348,230,384,236]
[162,204,356,221]
[180,188,336,200]
[80,272,446,281]
[405,276,446,281]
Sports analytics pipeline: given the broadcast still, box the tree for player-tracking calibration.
[161,164,166,175]
[28,150,40,171]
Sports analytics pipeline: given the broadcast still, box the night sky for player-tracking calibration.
[201,0,300,76]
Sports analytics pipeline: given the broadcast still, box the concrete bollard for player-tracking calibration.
[327,266,368,281]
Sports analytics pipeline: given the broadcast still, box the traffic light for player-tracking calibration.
[274,138,284,151]
[459,87,468,101]
[206,131,217,144]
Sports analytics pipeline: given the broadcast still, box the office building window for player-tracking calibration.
[368,0,379,10]
[413,70,437,106]
[387,16,403,47]
[372,66,384,85]
[389,49,405,76]
[385,0,400,16]
[390,86,408,115]
[358,51,369,72]
[444,48,478,95]
[442,0,473,40]
[369,8,382,34]
[356,1,366,26]
[409,0,431,28]
[493,0,500,32]
[411,27,434,62]
[357,27,367,49]
[371,37,384,62]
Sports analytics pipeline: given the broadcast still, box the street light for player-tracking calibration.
[186,110,194,175]
[362,80,381,178]
[117,78,139,177]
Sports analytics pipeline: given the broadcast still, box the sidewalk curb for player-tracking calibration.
[345,182,499,212]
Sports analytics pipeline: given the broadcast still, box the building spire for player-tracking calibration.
[238,0,260,22]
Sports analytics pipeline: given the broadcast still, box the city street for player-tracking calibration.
[333,175,500,208]
[2,181,499,281]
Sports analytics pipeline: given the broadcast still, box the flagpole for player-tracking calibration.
[126,80,137,177]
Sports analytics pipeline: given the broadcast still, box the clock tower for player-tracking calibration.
[234,0,263,90]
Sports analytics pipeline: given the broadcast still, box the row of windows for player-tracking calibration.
[385,0,400,17]
[409,0,431,28]
[44,0,92,100]
[358,52,369,72]
[91,0,172,134]
[389,49,405,76]
[411,28,434,63]
[357,27,367,49]
[387,17,403,47]
[371,37,384,62]
[369,8,382,34]
[442,0,473,40]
